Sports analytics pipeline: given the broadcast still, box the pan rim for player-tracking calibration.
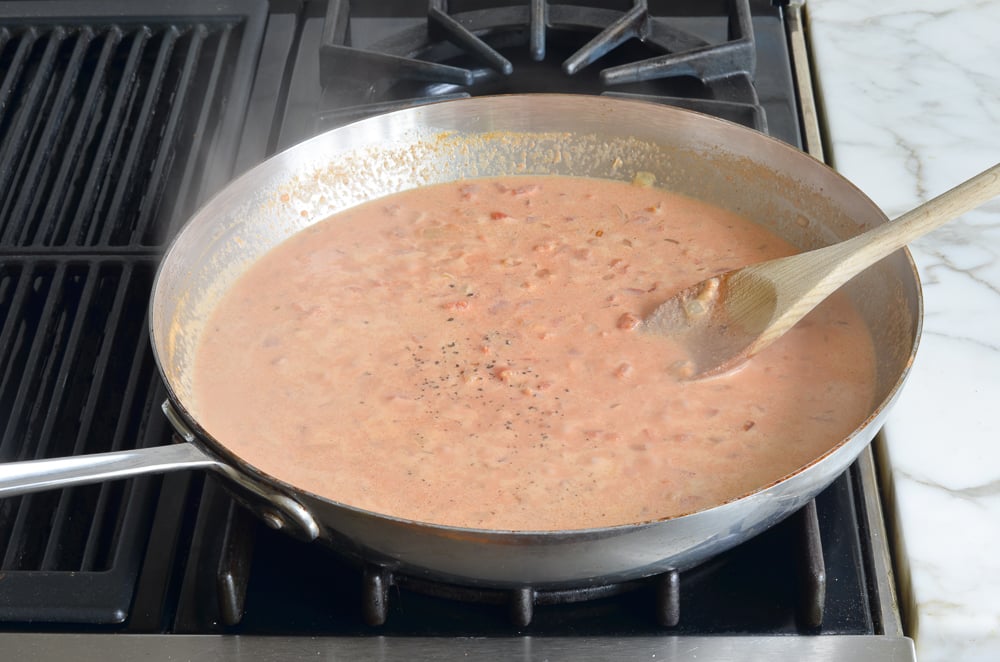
[148,93,923,540]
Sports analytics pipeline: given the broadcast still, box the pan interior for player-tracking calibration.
[150,95,919,496]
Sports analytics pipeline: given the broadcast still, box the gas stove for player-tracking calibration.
[0,1,914,659]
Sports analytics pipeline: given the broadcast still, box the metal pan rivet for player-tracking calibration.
[261,510,285,530]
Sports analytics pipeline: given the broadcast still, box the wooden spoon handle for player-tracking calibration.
[647,162,1000,378]
[753,162,1000,306]
[736,162,1000,363]
[841,163,1000,271]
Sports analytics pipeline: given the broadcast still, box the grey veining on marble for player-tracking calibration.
[807,1,1000,660]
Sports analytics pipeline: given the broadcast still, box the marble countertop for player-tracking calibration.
[806,1,1000,660]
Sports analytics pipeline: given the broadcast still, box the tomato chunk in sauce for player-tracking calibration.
[193,176,876,531]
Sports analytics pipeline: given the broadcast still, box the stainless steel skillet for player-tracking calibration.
[0,95,920,589]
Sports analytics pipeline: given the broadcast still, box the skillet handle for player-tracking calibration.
[0,438,321,543]
[0,442,220,499]
[0,402,322,543]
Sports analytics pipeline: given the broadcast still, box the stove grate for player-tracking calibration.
[175,473,874,635]
[0,0,267,625]
[320,0,756,86]
[0,258,169,622]
[303,0,765,141]
[0,2,265,250]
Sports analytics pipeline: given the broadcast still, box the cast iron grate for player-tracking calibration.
[173,470,875,635]
[274,0,771,146]
[354,499,825,630]
[320,0,755,86]
[0,0,267,625]
[0,259,170,622]
[0,2,265,250]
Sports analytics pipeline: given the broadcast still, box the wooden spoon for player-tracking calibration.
[643,162,1000,379]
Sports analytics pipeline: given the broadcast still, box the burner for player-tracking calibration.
[353,501,825,629]
[321,0,756,85]
[358,565,685,629]
[177,486,831,633]
[313,0,764,133]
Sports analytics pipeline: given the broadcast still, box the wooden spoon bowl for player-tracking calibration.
[644,162,1000,378]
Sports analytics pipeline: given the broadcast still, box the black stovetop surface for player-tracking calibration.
[0,0,881,638]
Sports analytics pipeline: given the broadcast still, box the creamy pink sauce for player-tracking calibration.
[193,176,876,531]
